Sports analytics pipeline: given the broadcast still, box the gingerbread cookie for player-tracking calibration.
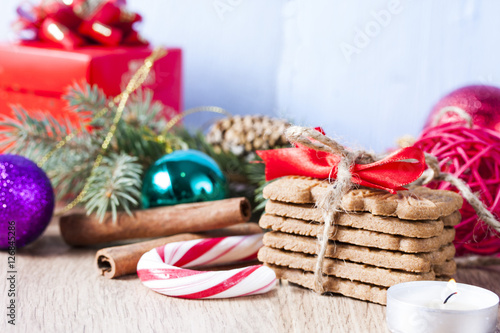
[262,231,455,272]
[268,264,388,305]
[432,260,457,276]
[265,200,461,238]
[258,247,436,287]
[260,214,456,253]
[263,176,463,220]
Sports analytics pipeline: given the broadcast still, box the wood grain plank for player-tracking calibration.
[1,220,499,333]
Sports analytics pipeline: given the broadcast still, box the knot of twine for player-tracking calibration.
[415,153,500,234]
[285,126,376,293]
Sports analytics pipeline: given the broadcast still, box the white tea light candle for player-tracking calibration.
[386,280,499,333]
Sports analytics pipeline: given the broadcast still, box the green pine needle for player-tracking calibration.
[64,82,109,115]
[0,106,102,200]
[123,89,166,131]
[0,106,69,152]
[83,153,143,223]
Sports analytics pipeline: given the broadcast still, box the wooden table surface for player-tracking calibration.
[2,219,500,333]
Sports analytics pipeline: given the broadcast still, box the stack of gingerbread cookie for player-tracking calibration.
[257,176,463,305]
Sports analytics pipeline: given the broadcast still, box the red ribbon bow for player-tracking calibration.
[14,0,148,49]
[256,144,426,194]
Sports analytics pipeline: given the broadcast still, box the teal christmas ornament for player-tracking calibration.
[141,150,228,208]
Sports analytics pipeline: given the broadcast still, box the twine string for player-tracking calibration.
[417,153,500,234]
[313,154,357,292]
[285,126,361,293]
[432,106,473,128]
[286,126,349,156]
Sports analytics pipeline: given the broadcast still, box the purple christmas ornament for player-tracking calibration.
[0,155,54,249]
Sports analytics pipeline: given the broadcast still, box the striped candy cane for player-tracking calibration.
[137,234,276,299]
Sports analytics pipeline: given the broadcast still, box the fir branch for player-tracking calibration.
[174,128,246,178]
[253,182,269,212]
[123,89,166,131]
[64,82,109,115]
[244,157,265,184]
[114,122,167,167]
[0,106,69,153]
[0,105,104,200]
[83,153,143,223]
[44,134,100,200]
[112,89,177,165]
[2,81,269,220]
[244,161,268,212]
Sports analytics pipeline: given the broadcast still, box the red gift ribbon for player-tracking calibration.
[14,0,148,49]
[256,144,426,194]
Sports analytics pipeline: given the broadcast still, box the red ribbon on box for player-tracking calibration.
[256,143,426,194]
[14,0,147,49]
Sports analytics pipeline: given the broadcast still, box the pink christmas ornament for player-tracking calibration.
[414,122,500,256]
[424,85,500,132]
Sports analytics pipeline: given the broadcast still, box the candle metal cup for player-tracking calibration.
[387,281,499,333]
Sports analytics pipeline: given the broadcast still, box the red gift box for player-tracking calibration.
[0,42,182,128]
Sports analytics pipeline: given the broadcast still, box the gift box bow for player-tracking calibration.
[14,0,148,49]
[256,129,426,194]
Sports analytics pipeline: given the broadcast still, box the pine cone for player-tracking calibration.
[206,115,290,157]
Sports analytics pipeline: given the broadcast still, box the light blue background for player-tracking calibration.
[2,0,499,152]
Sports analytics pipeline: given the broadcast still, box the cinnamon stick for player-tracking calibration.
[60,197,251,246]
[95,223,262,279]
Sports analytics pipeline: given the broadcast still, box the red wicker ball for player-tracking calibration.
[414,121,500,256]
[424,85,500,132]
